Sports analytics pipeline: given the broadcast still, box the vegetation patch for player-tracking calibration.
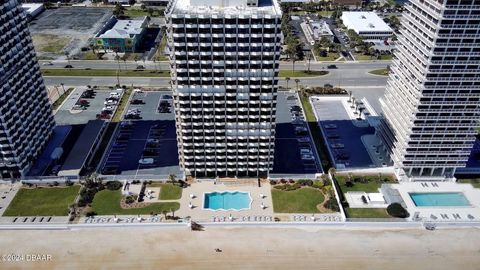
[32,34,70,53]
[457,179,480,188]
[4,186,80,216]
[368,68,390,76]
[345,208,392,218]
[335,173,397,194]
[52,87,73,110]
[91,190,179,215]
[148,183,182,200]
[272,187,325,213]
[386,203,409,218]
[279,70,328,78]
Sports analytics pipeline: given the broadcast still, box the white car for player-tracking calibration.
[102,106,114,112]
[110,92,120,98]
[42,62,53,66]
[139,158,154,165]
[301,154,315,160]
[300,148,313,155]
[133,88,143,93]
[104,100,117,105]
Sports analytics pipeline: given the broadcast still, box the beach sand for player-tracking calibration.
[0,226,479,269]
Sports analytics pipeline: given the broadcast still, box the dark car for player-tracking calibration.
[327,64,337,69]
[130,99,145,105]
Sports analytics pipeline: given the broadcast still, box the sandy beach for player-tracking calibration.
[0,226,479,269]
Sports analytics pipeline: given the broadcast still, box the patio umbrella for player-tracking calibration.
[190,194,195,199]
[430,214,438,220]
[468,214,475,220]
[261,202,266,209]
[311,215,315,221]
[229,214,233,221]
[189,202,193,209]
[259,193,265,198]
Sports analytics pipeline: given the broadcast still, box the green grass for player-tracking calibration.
[148,183,182,200]
[345,208,392,218]
[316,52,340,61]
[354,53,393,61]
[41,69,170,77]
[272,187,325,213]
[3,186,80,216]
[52,87,73,110]
[368,68,389,76]
[124,8,150,17]
[318,11,333,17]
[299,94,332,170]
[457,179,480,188]
[155,34,169,61]
[335,174,397,193]
[91,190,180,215]
[83,51,104,60]
[279,70,328,78]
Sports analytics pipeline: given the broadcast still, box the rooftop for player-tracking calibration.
[99,17,147,39]
[341,11,392,33]
[167,0,281,17]
[21,3,44,13]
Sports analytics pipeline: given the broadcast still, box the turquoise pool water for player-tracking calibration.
[409,192,470,207]
[204,191,251,211]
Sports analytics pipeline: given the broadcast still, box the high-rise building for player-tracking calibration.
[165,0,282,178]
[0,0,55,179]
[377,0,480,181]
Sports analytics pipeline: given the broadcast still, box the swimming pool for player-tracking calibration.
[203,191,252,211]
[409,192,470,207]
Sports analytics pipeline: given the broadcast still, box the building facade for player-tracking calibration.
[377,0,480,181]
[0,0,55,179]
[165,0,282,178]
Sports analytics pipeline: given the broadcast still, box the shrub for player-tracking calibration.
[324,197,340,212]
[269,180,277,185]
[85,211,97,217]
[125,195,138,204]
[65,180,74,186]
[312,180,324,189]
[345,181,354,187]
[386,203,409,218]
[280,179,287,184]
[105,181,123,190]
[274,185,287,190]
[53,181,59,186]
[288,179,295,184]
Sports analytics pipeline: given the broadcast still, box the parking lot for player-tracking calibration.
[271,92,322,177]
[29,7,112,57]
[100,91,182,179]
[311,96,382,169]
[55,88,120,126]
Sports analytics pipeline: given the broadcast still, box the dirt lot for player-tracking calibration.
[31,34,71,54]
[0,226,478,269]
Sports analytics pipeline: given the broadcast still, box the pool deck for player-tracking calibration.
[383,182,480,222]
[176,181,274,222]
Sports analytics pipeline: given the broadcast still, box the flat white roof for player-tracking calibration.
[168,0,281,17]
[341,11,392,33]
[21,3,43,14]
[99,17,147,39]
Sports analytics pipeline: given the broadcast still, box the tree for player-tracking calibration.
[147,8,154,17]
[387,203,409,218]
[162,210,168,220]
[294,79,300,92]
[113,4,125,17]
[348,90,353,103]
[328,167,336,176]
[168,174,177,184]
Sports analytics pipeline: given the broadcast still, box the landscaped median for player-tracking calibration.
[41,68,170,77]
[368,68,390,76]
[278,70,328,78]
[3,185,80,216]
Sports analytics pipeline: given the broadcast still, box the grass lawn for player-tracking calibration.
[112,88,132,122]
[148,183,182,200]
[300,94,332,170]
[83,51,104,60]
[41,69,170,77]
[345,208,392,218]
[335,174,396,194]
[272,187,325,213]
[354,53,375,61]
[318,11,333,17]
[316,52,340,61]
[91,190,180,215]
[279,70,328,78]
[154,34,169,61]
[3,186,80,216]
[368,68,389,76]
[457,179,480,188]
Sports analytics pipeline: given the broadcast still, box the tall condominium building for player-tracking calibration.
[0,0,55,179]
[165,0,282,178]
[377,0,480,181]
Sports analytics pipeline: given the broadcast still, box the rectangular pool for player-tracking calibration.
[409,192,470,207]
[203,191,252,211]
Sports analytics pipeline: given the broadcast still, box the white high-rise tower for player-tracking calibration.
[377,0,480,181]
[165,0,282,178]
[0,0,55,179]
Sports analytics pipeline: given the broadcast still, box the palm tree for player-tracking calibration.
[351,97,356,108]
[285,77,291,90]
[358,106,365,120]
[168,174,177,184]
[328,167,336,177]
[294,79,300,92]
[348,90,353,103]
[162,210,168,220]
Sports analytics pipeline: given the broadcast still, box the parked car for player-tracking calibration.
[327,64,337,69]
[104,100,117,106]
[42,62,53,66]
[138,158,154,165]
[130,99,145,105]
[136,65,145,70]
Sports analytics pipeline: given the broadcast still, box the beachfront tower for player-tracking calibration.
[377,0,480,181]
[165,0,282,178]
[0,0,55,179]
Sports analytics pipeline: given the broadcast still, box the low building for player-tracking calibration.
[95,17,148,52]
[311,20,334,42]
[341,11,393,41]
[21,3,44,19]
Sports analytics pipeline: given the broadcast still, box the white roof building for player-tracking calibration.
[99,17,148,39]
[21,3,44,18]
[341,11,393,40]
